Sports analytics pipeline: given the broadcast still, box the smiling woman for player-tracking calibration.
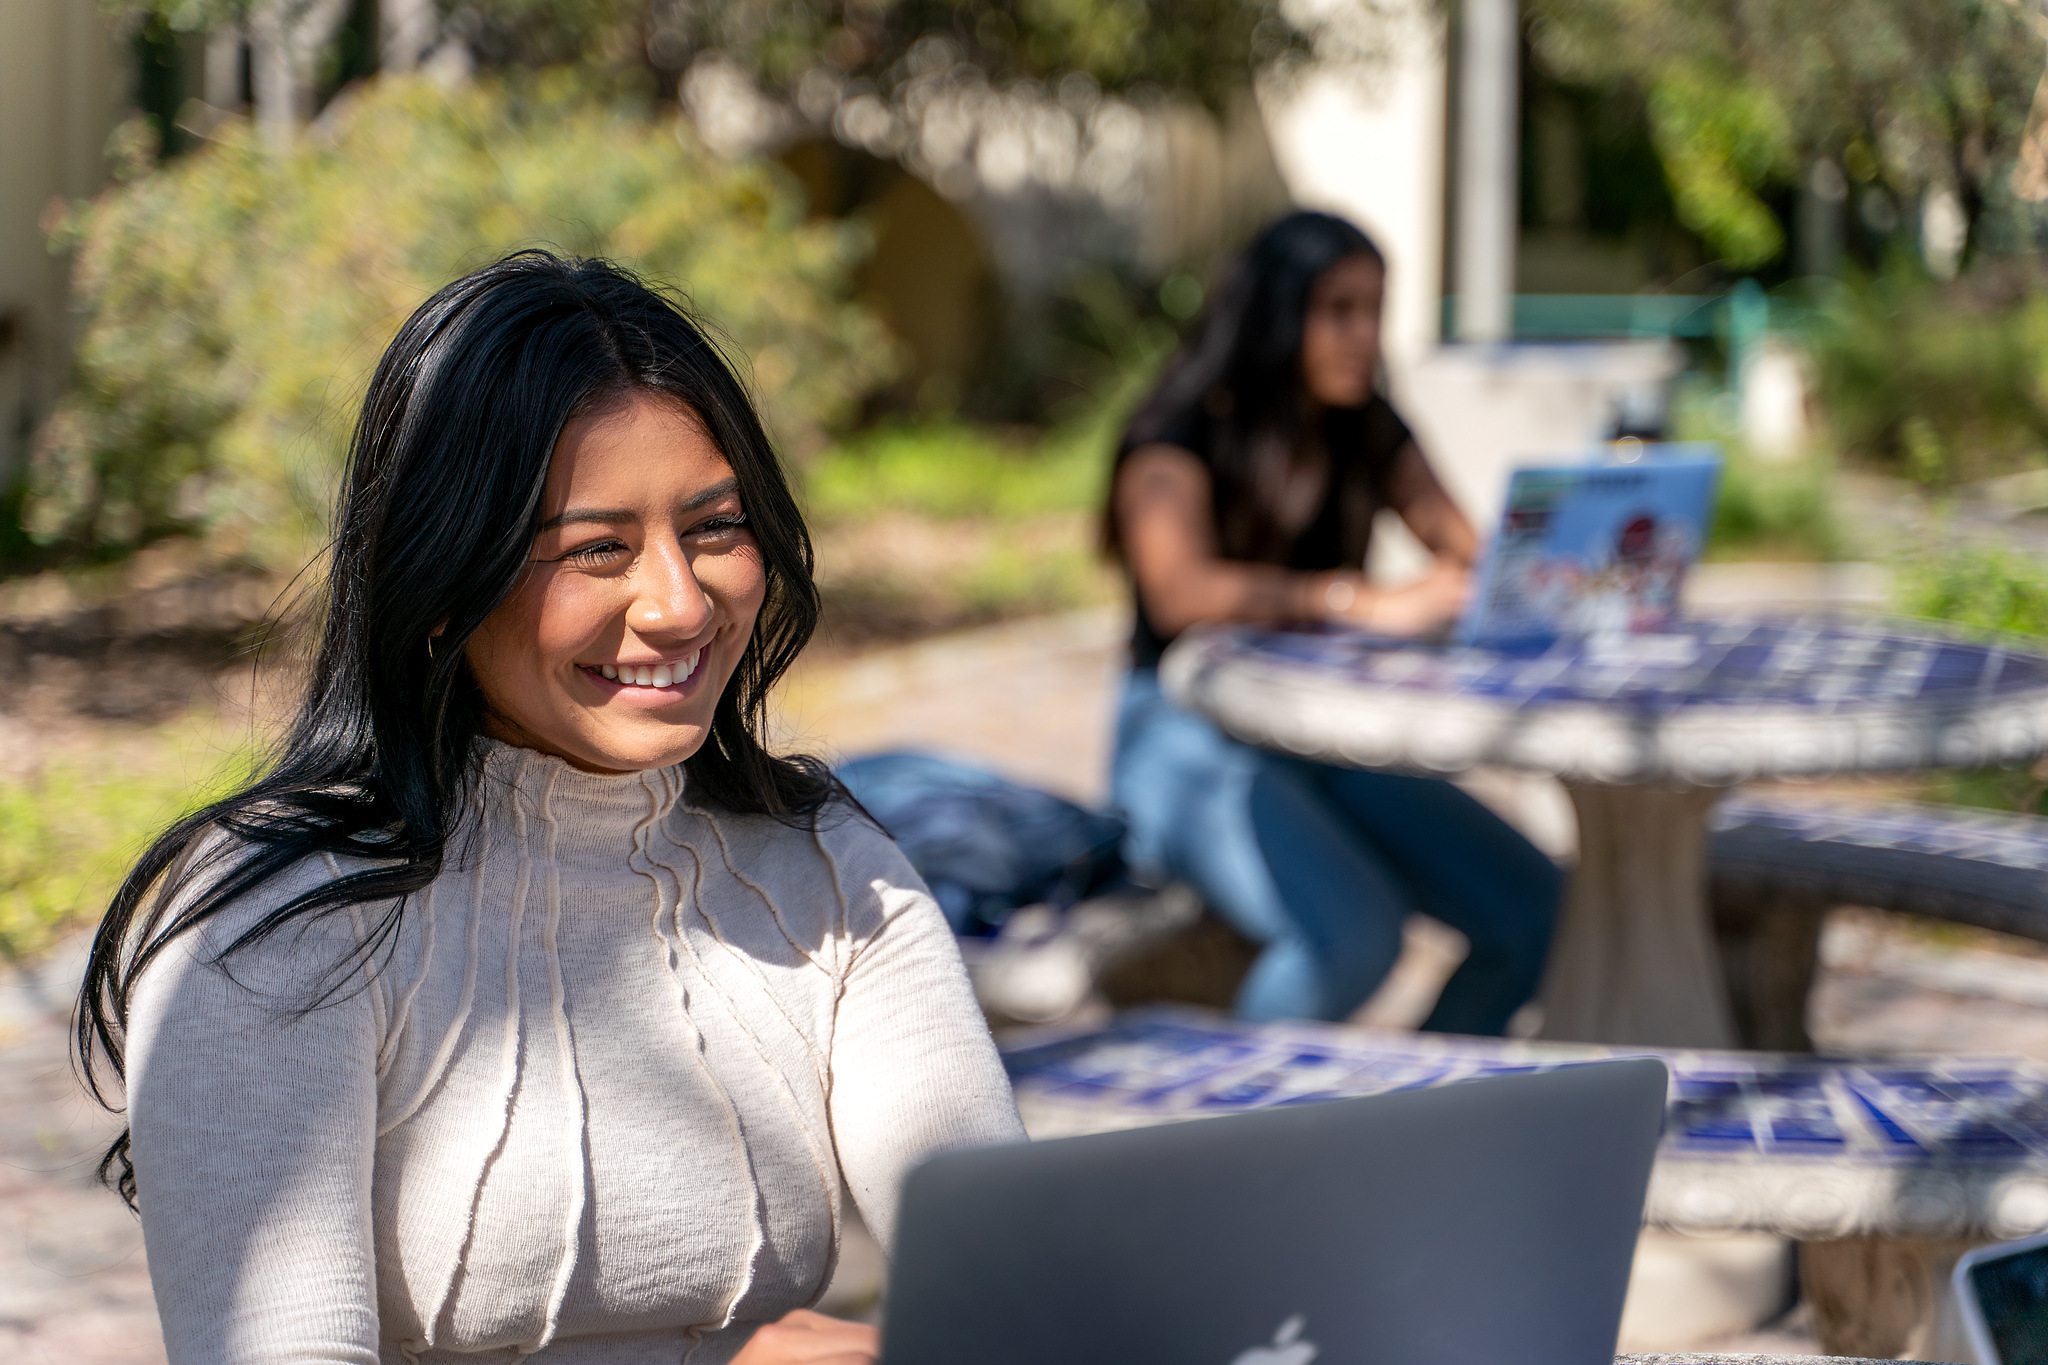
[466,395,768,774]
[75,253,1022,1365]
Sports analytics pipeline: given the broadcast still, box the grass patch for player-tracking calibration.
[956,533,1108,617]
[800,411,1126,641]
[1800,263,2048,488]
[1892,542,2048,815]
[1894,541,2048,639]
[1671,382,1842,562]
[1706,444,1842,562]
[0,721,258,961]
[1924,765,2048,818]
[802,420,1110,524]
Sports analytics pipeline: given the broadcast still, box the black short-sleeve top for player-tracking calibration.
[1123,394,1415,669]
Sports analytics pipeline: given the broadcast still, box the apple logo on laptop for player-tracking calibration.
[1229,1314,1318,1365]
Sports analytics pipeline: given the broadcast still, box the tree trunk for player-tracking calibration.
[203,20,243,110]
[247,0,352,148]
[381,0,437,73]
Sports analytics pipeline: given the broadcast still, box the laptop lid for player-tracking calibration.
[1458,443,1723,646]
[881,1056,1669,1365]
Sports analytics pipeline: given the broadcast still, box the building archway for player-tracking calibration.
[780,138,994,412]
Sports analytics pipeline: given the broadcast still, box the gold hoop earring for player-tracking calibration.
[427,636,436,660]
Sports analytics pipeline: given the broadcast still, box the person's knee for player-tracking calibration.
[1296,913,1404,1017]
[1238,927,1396,1023]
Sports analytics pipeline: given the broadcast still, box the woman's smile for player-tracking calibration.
[581,646,705,693]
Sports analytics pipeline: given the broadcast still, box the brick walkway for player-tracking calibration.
[0,936,159,1365]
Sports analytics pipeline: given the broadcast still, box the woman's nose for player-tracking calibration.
[630,541,715,638]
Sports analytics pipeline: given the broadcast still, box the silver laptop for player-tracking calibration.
[881,1057,1668,1365]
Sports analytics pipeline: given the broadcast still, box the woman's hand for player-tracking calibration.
[731,1309,880,1365]
[1347,560,1471,635]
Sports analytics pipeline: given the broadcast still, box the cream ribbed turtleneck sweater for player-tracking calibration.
[126,742,1025,1365]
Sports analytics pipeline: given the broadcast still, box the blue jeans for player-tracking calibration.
[1112,668,1560,1033]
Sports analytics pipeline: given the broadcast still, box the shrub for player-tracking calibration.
[1893,543,2048,814]
[0,728,256,960]
[1894,542,2048,639]
[1800,263,2048,487]
[803,421,1108,523]
[1705,444,1841,561]
[33,73,895,570]
[1669,381,1841,561]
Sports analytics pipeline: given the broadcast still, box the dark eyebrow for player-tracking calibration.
[536,507,634,532]
[679,477,743,513]
[536,478,741,532]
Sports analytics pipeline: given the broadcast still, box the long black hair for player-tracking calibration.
[78,251,836,1203]
[1107,210,1387,562]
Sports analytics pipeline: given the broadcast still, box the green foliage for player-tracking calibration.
[802,419,1120,642]
[1801,264,2048,485]
[118,0,242,31]
[805,421,1104,522]
[803,315,1162,524]
[1528,0,2045,268]
[1645,73,1793,269]
[799,352,1153,634]
[1667,381,1841,560]
[953,529,1107,617]
[34,74,894,568]
[1895,543,2048,640]
[0,729,256,961]
[1928,764,2048,818]
[1893,543,2048,815]
[116,0,1314,113]
[1705,445,1839,562]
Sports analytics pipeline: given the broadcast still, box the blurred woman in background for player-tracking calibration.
[1106,210,1560,1033]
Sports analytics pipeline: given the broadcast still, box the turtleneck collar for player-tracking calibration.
[473,739,689,856]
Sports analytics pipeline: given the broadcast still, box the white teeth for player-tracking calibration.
[599,653,703,687]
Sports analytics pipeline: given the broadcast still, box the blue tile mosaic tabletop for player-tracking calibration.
[1002,1008,2048,1167]
[1209,618,2048,716]
[1004,1012,2048,1236]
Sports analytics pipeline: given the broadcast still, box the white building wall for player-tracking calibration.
[1258,9,1447,372]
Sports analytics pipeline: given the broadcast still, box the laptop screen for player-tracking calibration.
[1457,442,1723,646]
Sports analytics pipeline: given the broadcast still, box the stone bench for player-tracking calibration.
[1617,1358,1944,1365]
[970,794,2048,1043]
[1710,794,2048,1050]
[1005,1008,2048,1361]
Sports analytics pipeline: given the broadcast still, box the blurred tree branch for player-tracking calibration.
[1526,0,2048,270]
[107,0,1413,123]
[110,0,1287,99]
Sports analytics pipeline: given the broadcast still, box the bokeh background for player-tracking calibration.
[12,0,2048,1358]
[13,0,2048,960]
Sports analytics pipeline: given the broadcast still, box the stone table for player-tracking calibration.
[1162,616,2048,1050]
[1005,1009,2048,1362]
